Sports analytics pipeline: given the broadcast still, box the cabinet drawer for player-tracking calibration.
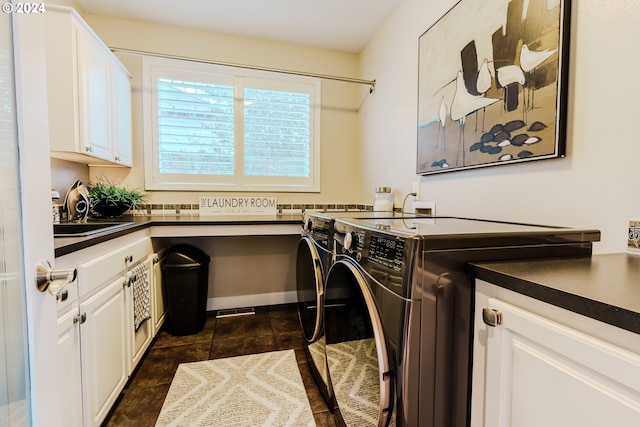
[77,237,152,297]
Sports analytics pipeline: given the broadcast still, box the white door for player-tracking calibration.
[0,9,29,425]
[11,10,61,426]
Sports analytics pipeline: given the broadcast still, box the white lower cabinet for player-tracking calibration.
[472,280,640,427]
[80,275,129,426]
[150,252,167,336]
[56,306,83,427]
[55,234,160,426]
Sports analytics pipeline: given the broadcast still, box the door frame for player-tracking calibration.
[13,11,60,425]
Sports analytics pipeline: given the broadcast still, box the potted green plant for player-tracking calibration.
[87,177,147,218]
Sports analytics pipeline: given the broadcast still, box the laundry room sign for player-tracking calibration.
[199,196,278,216]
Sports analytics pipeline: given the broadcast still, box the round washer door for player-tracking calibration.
[324,259,392,426]
[296,236,324,342]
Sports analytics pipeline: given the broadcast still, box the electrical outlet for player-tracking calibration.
[414,201,435,216]
[412,182,421,200]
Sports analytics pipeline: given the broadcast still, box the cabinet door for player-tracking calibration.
[151,253,166,335]
[80,276,129,427]
[483,298,640,427]
[57,307,83,427]
[76,28,112,162]
[112,65,132,166]
[44,10,80,154]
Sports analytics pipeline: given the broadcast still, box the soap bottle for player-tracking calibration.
[51,190,61,223]
[373,186,394,212]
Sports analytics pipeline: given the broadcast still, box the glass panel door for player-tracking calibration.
[0,10,30,426]
[296,237,324,342]
[325,260,391,426]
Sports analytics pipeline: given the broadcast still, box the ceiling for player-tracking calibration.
[75,0,403,53]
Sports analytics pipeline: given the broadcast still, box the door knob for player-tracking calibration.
[35,260,77,296]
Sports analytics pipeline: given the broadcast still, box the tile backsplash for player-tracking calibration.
[133,203,375,215]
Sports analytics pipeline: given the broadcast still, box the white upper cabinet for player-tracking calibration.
[45,6,132,167]
[112,65,133,166]
[76,27,112,162]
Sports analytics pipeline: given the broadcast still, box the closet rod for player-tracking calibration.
[110,47,376,92]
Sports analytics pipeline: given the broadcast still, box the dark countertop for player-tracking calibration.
[54,214,303,257]
[470,253,640,335]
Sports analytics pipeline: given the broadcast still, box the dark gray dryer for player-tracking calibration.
[296,211,335,406]
[324,216,599,427]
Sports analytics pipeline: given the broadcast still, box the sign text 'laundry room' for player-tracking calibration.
[199,196,277,216]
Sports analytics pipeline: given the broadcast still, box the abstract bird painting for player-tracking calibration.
[417,0,569,175]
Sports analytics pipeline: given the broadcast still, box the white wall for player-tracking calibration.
[359,0,640,253]
[50,159,89,202]
[163,235,300,310]
[49,0,640,252]
[82,14,363,207]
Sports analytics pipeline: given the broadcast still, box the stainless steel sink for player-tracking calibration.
[53,221,134,237]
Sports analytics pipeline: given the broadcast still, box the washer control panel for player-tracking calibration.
[343,229,365,255]
[368,233,405,272]
[333,218,419,299]
[334,221,365,258]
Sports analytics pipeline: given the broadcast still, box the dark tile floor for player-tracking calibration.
[103,304,336,426]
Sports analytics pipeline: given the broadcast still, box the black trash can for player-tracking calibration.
[162,244,211,335]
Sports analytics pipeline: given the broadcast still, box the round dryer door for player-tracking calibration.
[324,260,392,427]
[296,236,324,342]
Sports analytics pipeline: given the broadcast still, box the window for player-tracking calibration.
[142,57,321,192]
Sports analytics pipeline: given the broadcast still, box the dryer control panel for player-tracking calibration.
[305,215,332,249]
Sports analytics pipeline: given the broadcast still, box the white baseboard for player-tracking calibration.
[206,291,298,311]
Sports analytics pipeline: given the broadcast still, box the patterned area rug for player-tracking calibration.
[156,350,315,426]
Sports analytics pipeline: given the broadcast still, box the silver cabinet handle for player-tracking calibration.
[35,260,77,296]
[74,312,87,324]
[56,289,69,302]
[482,308,503,327]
